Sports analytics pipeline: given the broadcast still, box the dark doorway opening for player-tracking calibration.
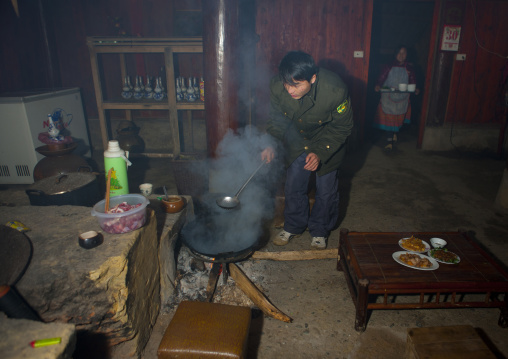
[366,0,435,145]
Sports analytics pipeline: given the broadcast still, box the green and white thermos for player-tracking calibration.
[104,140,131,197]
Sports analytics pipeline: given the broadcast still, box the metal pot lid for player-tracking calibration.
[0,225,33,286]
[28,172,97,195]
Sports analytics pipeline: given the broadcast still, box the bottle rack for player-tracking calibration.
[87,37,204,158]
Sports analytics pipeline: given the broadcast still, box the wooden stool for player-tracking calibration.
[405,325,496,359]
[157,301,251,359]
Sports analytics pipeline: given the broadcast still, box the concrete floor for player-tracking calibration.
[2,127,508,358]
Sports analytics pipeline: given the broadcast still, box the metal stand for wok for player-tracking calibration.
[188,247,253,264]
[205,262,223,301]
[187,247,251,302]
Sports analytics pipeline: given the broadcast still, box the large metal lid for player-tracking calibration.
[0,225,33,285]
[28,172,97,195]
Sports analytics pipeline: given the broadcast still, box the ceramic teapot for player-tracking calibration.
[115,120,145,153]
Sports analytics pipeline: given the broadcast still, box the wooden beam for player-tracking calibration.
[228,263,292,323]
[251,249,338,261]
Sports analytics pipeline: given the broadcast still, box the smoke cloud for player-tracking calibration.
[182,126,284,257]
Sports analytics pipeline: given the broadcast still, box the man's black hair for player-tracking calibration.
[278,51,318,85]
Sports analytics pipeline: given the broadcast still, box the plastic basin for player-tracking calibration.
[91,194,149,234]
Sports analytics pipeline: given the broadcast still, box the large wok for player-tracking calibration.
[181,193,270,261]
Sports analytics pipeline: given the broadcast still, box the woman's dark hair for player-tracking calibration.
[394,45,408,57]
[278,51,318,85]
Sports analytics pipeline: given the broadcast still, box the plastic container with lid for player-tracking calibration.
[104,140,131,197]
[91,194,149,234]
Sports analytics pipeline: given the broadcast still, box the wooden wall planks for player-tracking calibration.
[2,0,506,146]
[444,0,508,125]
[254,0,373,140]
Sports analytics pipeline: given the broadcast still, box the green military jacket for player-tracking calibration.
[267,68,353,176]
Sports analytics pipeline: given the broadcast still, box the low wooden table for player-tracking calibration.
[337,229,508,332]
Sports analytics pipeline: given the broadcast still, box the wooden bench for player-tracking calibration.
[405,325,496,359]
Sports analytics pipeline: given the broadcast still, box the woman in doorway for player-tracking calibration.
[374,45,419,150]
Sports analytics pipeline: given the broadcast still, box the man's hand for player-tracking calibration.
[304,153,320,171]
[374,85,381,92]
[261,147,275,163]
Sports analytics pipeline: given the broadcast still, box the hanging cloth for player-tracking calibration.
[380,66,410,115]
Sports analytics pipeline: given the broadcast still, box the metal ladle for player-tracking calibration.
[216,160,266,209]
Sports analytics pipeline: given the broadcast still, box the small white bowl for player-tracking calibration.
[430,237,447,248]
[139,183,153,197]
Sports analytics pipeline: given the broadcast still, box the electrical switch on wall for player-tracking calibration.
[456,54,466,61]
[354,51,364,58]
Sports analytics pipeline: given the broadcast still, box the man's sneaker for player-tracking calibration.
[311,236,327,249]
[273,230,298,246]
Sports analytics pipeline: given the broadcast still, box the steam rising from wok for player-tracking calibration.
[182,127,282,256]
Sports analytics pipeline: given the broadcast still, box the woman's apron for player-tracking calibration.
[380,66,409,115]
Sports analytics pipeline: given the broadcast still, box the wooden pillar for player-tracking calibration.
[422,1,466,128]
[203,0,240,158]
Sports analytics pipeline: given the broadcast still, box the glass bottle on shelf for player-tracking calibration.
[181,77,187,100]
[192,77,199,95]
[176,78,183,101]
[159,66,167,90]
[153,77,164,101]
[158,76,165,94]
[121,76,133,99]
[138,75,145,92]
[144,76,153,99]
[187,77,197,102]
[159,76,166,99]
[133,76,143,100]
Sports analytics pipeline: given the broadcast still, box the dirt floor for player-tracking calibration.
[139,128,508,359]
[2,127,508,358]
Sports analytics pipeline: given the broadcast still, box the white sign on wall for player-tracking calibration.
[441,25,462,51]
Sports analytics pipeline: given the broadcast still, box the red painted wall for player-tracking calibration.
[2,0,506,146]
[445,0,508,125]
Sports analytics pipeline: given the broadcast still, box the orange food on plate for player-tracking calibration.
[399,253,432,268]
[400,235,425,252]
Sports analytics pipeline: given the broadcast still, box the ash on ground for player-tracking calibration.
[170,246,270,308]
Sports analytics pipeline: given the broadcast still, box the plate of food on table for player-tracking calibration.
[398,235,431,253]
[428,248,460,264]
[392,251,439,271]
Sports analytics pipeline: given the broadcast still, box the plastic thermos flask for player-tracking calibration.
[104,140,131,197]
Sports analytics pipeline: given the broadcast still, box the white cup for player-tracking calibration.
[139,183,153,197]
[407,84,416,92]
[398,83,408,92]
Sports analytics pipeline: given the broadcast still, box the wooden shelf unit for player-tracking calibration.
[87,36,204,157]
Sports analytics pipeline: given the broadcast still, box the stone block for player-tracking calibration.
[0,206,160,356]
[149,196,193,310]
[0,317,76,359]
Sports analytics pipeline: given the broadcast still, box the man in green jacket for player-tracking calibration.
[261,51,353,249]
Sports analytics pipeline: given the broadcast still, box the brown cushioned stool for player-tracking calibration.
[158,301,251,359]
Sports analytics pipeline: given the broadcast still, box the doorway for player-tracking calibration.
[366,0,435,145]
